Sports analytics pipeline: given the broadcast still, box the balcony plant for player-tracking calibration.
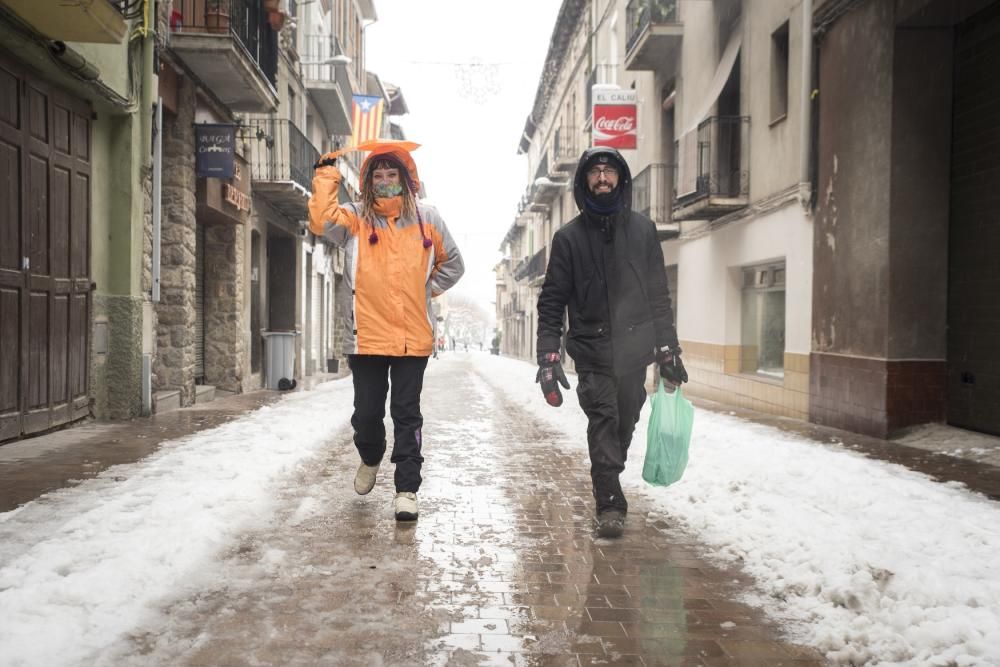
[205,0,230,33]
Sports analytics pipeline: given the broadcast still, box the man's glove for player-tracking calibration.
[656,347,689,385]
[536,352,570,407]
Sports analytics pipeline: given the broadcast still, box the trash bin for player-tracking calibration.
[261,330,300,390]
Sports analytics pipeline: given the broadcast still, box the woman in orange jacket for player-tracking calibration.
[308,141,464,521]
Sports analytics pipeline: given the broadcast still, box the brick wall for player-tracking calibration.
[810,353,945,438]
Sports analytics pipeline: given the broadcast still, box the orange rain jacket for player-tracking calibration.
[307,143,464,357]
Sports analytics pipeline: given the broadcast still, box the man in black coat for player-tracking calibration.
[535,146,688,538]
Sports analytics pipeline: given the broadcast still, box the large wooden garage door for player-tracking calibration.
[0,54,91,441]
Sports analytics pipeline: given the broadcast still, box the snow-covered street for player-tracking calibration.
[1,353,999,666]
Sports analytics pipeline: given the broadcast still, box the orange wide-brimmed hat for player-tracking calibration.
[316,139,421,194]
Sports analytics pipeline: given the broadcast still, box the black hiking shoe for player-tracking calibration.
[596,510,625,538]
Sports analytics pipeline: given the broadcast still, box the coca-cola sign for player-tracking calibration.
[592,87,637,149]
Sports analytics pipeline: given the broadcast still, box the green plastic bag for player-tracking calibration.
[642,380,694,486]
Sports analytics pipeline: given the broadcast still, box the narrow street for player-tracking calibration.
[4,1,1000,665]
[2,354,829,667]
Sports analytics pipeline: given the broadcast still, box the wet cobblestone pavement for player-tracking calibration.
[94,359,826,666]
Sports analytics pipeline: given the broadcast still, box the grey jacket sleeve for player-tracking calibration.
[425,205,465,295]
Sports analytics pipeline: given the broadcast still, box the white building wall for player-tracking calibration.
[664,204,812,354]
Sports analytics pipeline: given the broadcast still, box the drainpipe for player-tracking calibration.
[799,0,814,209]
[152,97,163,303]
[143,97,163,417]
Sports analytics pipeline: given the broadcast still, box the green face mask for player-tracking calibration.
[373,182,404,198]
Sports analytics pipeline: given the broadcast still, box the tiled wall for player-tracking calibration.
[679,341,811,420]
[809,353,946,438]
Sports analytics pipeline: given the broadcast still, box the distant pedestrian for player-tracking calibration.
[535,147,687,538]
[308,140,464,522]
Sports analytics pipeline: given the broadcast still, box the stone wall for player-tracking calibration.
[155,74,197,405]
[204,221,246,393]
[103,295,145,419]
[334,271,350,358]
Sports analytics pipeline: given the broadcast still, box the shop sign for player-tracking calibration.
[196,154,251,224]
[195,123,236,178]
[223,163,250,212]
[592,88,637,150]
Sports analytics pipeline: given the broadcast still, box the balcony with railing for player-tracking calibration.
[3,0,131,43]
[625,0,682,72]
[673,116,750,220]
[531,153,567,207]
[169,0,278,112]
[514,247,547,285]
[633,163,679,239]
[301,34,353,136]
[242,118,319,219]
[552,126,579,172]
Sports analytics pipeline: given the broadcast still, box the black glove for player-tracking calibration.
[313,155,338,169]
[536,352,570,407]
[656,347,688,385]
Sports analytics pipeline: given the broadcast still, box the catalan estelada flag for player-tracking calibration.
[351,95,384,146]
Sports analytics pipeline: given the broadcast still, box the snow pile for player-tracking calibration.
[0,378,354,667]
[474,354,1000,666]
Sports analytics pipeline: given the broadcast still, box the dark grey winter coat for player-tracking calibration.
[536,147,679,376]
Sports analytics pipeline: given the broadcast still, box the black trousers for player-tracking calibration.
[576,368,648,514]
[348,354,429,493]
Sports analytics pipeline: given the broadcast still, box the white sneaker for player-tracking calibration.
[354,462,380,495]
[393,492,418,521]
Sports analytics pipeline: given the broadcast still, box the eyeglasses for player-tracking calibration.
[587,166,619,178]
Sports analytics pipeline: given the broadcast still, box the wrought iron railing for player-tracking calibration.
[515,183,534,217]
[633,163,674,224]
[626,0,680,54]
[241,118,319,192]
[171,0,278,87]
[111,0,145,19]
[515,247,547,282]
[534,153,549,182]
[695,116,749,200]
[301,33,348,85]
[553,126,578,165]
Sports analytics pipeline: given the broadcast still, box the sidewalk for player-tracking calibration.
[0,370,343,513]
[687,396,1000,502]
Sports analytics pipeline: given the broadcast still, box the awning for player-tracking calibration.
[676,30,742,197]
[681,31,742,136]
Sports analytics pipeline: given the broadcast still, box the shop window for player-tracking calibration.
[740,262,786,378]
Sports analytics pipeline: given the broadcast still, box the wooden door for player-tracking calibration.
[0,54,91,441]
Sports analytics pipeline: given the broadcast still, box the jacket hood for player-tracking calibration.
[358,140,422,195]
[572,146,632,215]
